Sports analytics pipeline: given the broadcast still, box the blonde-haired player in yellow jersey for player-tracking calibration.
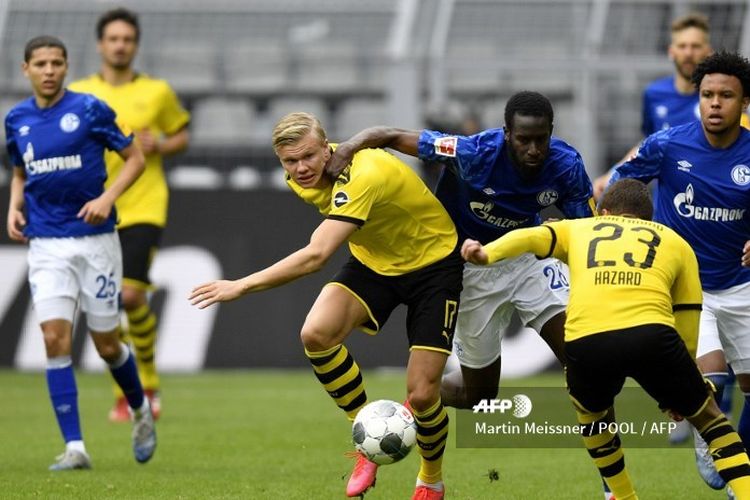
[190,113,462,500]
[69,7,190,422]
[462,179,750,499]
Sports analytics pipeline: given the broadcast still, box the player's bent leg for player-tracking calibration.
[441,358,501,409]
[574,406,637,500]
[302,284,371,420]
[122,285,161,417]
[538,311,567,365]
[694,350,730,488]
[90,323,156,464]
[407,349,449,499]
[733,373,750,450]
[301,285,377,497]
[687,397,750,497]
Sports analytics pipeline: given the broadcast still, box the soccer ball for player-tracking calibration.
[352,399,417,465]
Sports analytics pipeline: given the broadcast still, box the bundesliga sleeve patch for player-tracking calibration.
[433,136,457,157]
[333,190,350,208]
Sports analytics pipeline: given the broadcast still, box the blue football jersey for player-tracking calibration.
[641,76,700,136]
[5,90,133,238]
[418,128,595,244]
[611,121,750,290]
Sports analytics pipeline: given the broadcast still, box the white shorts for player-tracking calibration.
[696,281,750,374]
[452,253,569,369]
[28,232,122,331]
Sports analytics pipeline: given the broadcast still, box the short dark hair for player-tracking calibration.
[599,179,653,220]
[96,7,140,42]
[24,35,67,62]
[504,91,554,130]
[692,50,750,98]
[671,12,710,35]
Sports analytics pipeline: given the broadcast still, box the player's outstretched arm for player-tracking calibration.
[327,127,420,177]
[460,239,489,265]
[6,167,27,242]
[189,218,358,309]
[77,142,145,224]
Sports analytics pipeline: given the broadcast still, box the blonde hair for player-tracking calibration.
[272,112,327,152]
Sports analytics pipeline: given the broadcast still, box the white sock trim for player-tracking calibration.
[66,440,86,454]
[415,479,444,491]
[108,343,131,369]
[47,356,72,369]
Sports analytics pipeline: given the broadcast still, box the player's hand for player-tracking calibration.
[742,240,750,267]
[189,280,244,309]
[461,239,489,265]
[6,209,27,242]
[135,129,159,155]
[77,196,114,225]
[325,142,354,179]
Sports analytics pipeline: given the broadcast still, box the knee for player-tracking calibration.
[121,286,146,311]
[300,323,337,352]
[96,338,123,364]
[42,329,70,357]
[408,385,442,414]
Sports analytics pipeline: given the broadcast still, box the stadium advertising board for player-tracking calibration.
[0,189,557,374]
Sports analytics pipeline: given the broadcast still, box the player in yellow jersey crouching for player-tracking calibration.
[190,113,462,500]
[462,179,750,499]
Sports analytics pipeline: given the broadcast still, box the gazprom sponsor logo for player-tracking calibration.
[26,155,83,175]
[673,183,746,222]
[469,200,527,228]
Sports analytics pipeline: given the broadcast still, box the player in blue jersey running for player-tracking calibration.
[328,91,595,408]
[610,51,750,495]
[593,12,713,199]
[4,36,155,470]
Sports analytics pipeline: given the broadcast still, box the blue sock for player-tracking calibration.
[738,395,750,450]
[720,367,736,414]
[46,357,82,443]
[109,343,145,410]
[705,372,729,406]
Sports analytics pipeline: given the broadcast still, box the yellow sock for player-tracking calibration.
[576,407,637,500]
[413,398,448,484]
[305,344,366,421]
[127,303,159,391]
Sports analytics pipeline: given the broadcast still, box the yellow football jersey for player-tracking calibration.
[286,147,457,275]
[483,215,702,347]
[69,74,190,228]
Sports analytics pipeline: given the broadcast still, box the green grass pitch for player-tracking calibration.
[0,369,727,499]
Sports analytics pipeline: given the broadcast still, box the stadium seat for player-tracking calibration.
[225,41,290,94]
[266,97,331,130]
[147,41,218,94]
[190,96,259,147]
[293,41,359,93]
[334,98,388,141]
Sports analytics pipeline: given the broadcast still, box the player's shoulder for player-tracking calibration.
[548,136,583,168]
[68,74,100,91]
[4,96,35,123]
[64,90,109,111]
[133,73,177,94]
[644,75,675,95]
[350,147,402,179]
